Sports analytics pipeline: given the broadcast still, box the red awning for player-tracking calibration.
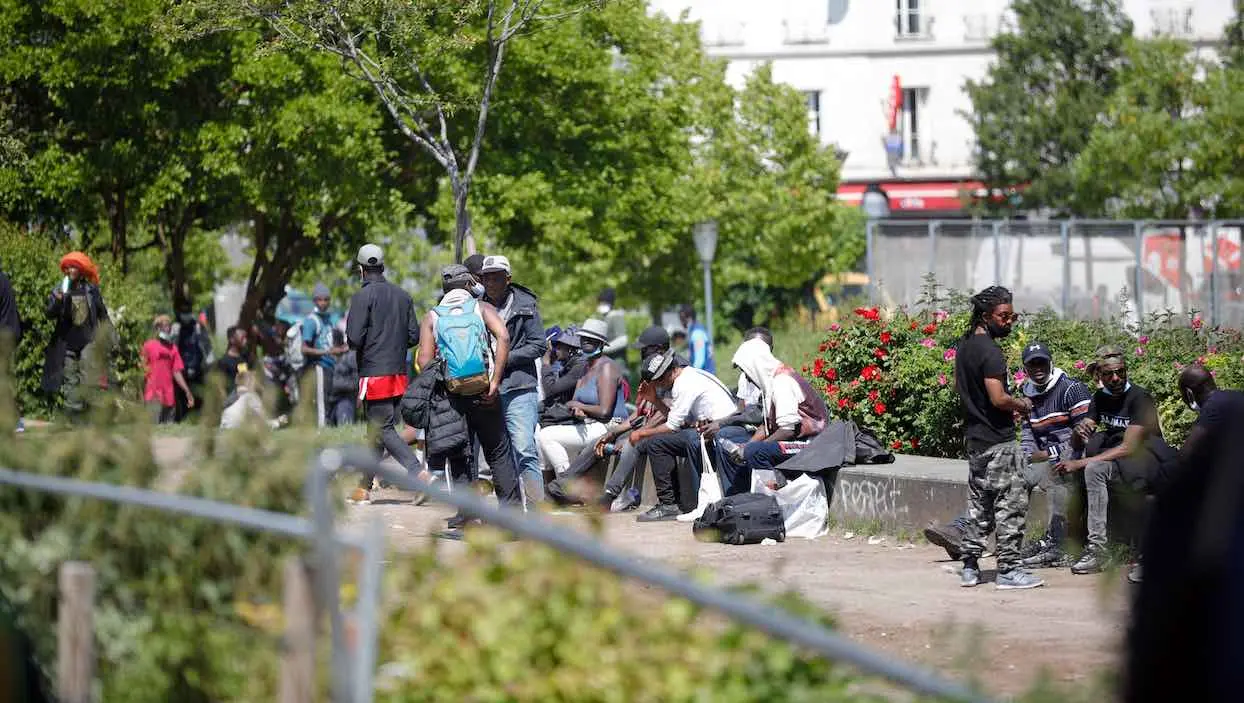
[837,180,992,213]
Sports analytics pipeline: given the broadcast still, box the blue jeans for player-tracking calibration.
[713,426,756,496]
[502,388,542,503]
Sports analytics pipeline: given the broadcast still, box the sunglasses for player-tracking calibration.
[1099,368,1127,379]
[993,311,1021,323]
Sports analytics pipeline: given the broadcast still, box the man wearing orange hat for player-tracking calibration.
[42,251,112,419]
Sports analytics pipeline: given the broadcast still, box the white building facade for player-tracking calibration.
[648,0,1235,216]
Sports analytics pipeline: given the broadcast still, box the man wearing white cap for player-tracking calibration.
[480,254,548,505]
[346,243,423,503]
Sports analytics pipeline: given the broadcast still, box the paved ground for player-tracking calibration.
[342,486,1127,699]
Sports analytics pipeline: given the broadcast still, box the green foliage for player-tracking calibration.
[806,288,1244,458]
[0,222,165,415]
[964,0,1133,215]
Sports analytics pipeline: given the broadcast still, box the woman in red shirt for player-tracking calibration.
[143,315,194,423]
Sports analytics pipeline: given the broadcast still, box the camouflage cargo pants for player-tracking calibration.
[962,441,1029,572]
[61,350,86,418]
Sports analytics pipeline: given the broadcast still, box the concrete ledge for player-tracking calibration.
[827,455,972,533]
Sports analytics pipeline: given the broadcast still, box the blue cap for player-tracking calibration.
[1022,342,1052,364]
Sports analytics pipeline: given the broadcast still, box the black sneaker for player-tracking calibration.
[1019,536,1052,561]
[1020,545,1072,569]
[446,513,468,530]
[596,490,619,510]
[924,516,968,560]
[637,504,681,522]
[1071,546,1108,575]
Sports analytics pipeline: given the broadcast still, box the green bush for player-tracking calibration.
[803,291,1244,457]
[0,222,166,416]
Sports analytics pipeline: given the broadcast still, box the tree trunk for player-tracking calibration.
[453,180,476,263]
[106,190,129,274]
[237,213,314,335]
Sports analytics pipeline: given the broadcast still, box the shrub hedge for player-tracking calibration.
[802,289,1244,457]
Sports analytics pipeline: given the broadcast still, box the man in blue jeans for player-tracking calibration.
[480,254,547,506]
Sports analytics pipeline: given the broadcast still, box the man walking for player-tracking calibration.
[678,304,715,373]
[301,283,346,427]
[480,254,547,505]
[416,265,522,519]
[346,244,422,503]
[954,286,1043,590]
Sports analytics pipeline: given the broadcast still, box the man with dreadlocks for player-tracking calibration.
[954,286,1044,589]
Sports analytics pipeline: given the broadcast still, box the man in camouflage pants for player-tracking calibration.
[953,286,1044,590]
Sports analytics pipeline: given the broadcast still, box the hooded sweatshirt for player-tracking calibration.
[731,338,828,438]
[1019,368,1093,461]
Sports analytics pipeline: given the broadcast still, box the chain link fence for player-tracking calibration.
[867,219,1244,328]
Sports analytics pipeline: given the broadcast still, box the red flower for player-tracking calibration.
[923,323,937,335]
[802,365,809,374]
[874,402,887,415]
[880,331,893,345]
[854,307,881,321]
[824,367,837,381]
[868,389,880,402]
[813,358,826,376]
[874,347,888,360]
[838,397,852,409]
[818,342,828,352]
[861,365,881,381]
[909,321,918,330]
[890,439,904,450]
[909,438,919,448]
[826,383,839,395]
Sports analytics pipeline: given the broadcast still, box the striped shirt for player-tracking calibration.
[1019,370,1093,461]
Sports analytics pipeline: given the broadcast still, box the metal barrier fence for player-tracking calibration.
[0,449,993,703]
[866,219,1244,328]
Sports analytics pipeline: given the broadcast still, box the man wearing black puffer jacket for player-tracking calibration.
[346,243,422,503]
[480,254,547,506]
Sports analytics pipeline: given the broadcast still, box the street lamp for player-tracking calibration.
[860,185,890,306]
[692,220,718,344]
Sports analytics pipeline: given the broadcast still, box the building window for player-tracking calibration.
[805,91,822,137]
[895,0,931,38]
[900,87,927,163]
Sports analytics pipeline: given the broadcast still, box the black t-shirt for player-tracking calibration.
[954,333,1015,452]
[216,354,252,394]
[1087,383,1163,445]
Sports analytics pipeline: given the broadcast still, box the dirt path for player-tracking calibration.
[343,488,1126,699]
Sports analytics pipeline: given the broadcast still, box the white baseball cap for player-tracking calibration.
[357,243,384,267]
[480,255,512,275]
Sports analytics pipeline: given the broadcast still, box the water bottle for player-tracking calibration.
[602,443,619,456]
[716,437,745,463]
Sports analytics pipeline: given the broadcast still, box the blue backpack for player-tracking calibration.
[433,297,491,395]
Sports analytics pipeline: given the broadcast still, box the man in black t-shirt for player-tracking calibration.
[215,325,253,397]
[953,286,1043,590]
[1056,345,1170,575]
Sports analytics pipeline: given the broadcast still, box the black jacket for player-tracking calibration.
[485,283,546,394]
[541,353,586,408]
[0,270,20,345]
[41,282,110,393]
[346,272,419,378]
[401,360,469,457]
[331,349,359,397]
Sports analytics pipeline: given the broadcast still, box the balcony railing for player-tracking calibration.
[783,18,830,45]
[1151,7,1194,39]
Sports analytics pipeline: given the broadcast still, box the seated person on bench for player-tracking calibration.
[705,337,829,494]
[630,351,738,522]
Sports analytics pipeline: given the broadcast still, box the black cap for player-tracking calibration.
[1021,342,1052,364]
[641,352,675,382]
[598,287,616,306]
[463,254,486,276]
[631,325,670,350]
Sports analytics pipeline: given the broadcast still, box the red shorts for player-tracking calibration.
[358,374,408,401]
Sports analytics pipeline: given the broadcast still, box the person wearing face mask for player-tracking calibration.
[540,328,586,408]
[954,286,1044,590]
[143,315,195,424]
[538,319,628,479]
[42,251,113,420]
[1056,345,1172,575]
[924,342,1094,568]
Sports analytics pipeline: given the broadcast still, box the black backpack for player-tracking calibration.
[692,493,786,545]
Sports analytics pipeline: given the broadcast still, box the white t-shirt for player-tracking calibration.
[737,376,762,407]
[665,368,738,431]
[769,372,806,433]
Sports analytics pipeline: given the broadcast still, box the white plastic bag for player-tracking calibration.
[677,437,723,522]
[751,469,829,539]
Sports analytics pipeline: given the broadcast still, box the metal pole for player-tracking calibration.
[702,260,714,346]
[1209,221,1221,327]
[352,516,386,703]
[991,220,1002,286]
[1133,221,1145,327]
[1060,221,1071,318]
[927,220,940,286]
[865,220,876,305]
[306,451,352,703]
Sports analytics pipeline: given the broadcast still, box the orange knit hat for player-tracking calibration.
[59,252,100,285]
